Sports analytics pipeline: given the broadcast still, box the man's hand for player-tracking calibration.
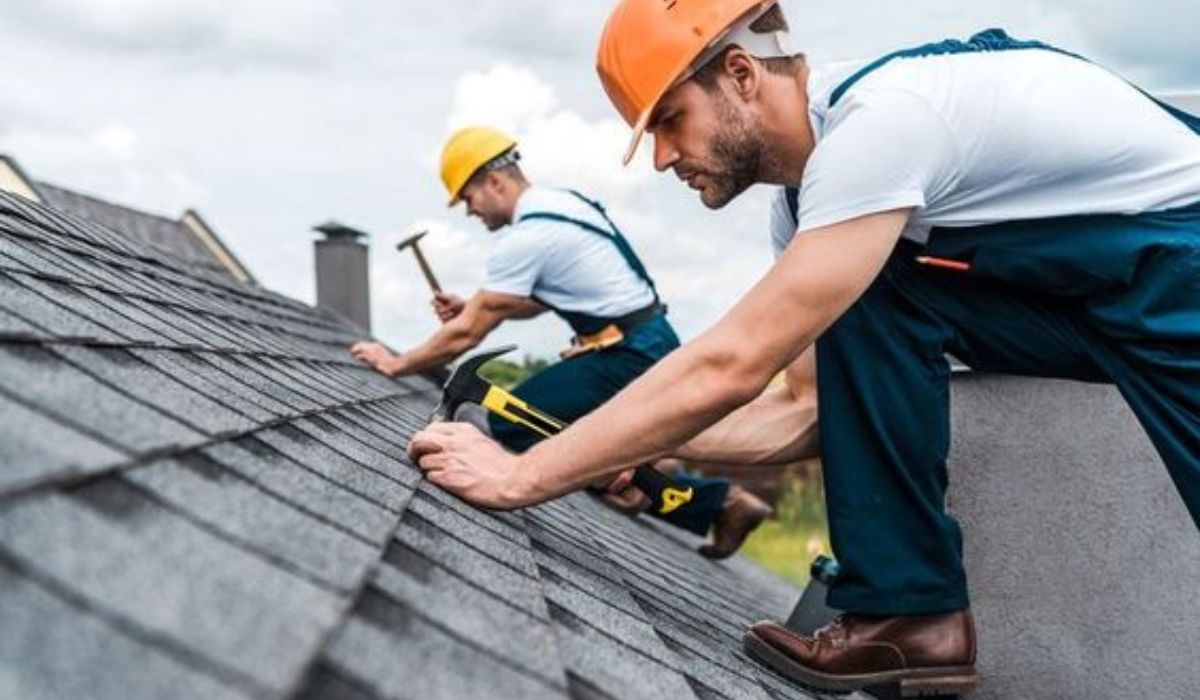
[408,422,534,510]
[596,468,651,514]
[432,292,465,322]
[350,341,400,376]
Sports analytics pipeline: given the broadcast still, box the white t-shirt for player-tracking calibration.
[770,47,1200,256]
[484,186,657,316]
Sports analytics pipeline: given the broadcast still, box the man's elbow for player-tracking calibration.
[693,345,771,416]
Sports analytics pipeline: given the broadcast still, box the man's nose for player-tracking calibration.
[653,134,679,172]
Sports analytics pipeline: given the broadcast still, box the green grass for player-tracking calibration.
[738,475,831,587]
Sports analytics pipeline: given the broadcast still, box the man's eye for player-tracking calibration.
[651,111,677,131]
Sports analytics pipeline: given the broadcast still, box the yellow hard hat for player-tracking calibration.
[439,126,518,206]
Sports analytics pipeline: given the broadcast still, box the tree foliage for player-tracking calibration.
[478,354,551,389]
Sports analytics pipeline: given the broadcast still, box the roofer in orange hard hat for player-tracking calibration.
[351,126,773,559]
[407,1,1200,694]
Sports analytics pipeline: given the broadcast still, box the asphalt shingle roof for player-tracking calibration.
[34,182,249,283]
[0,188,832,700]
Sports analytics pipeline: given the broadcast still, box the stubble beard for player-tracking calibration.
[698,95,766,210]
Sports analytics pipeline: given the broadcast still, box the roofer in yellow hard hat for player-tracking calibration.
[407,0,1200,694]
[350,125,773,559]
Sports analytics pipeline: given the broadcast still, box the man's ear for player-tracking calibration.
[723,48,760,103]
[484,170,504,194]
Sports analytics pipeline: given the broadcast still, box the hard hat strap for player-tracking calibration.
[483,148,520,171]
[676,1,794,87]
[467,148,521,187]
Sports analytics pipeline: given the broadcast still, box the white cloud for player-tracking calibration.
[442,64,652,202]
[460,2,609,61]
[4,122,208,215]
[94,126,139,159]
[7,0,342,66]
[447,64,558,135]
[520,112,653,200]
[1,0,1196,361]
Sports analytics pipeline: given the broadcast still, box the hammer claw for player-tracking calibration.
[430,344,517,422]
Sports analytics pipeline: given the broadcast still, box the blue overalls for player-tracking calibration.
[489,190,731,536]
[787,30,1200,615]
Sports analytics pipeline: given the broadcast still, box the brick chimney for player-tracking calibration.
[313,221,371,331]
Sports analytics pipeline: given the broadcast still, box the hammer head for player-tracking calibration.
[430,344,516,422]
[396,230,428,252]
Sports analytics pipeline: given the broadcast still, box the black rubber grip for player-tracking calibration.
[630,466,690,513]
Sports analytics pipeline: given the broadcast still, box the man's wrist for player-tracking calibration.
[383,353,407,377]
[502,453,544,508]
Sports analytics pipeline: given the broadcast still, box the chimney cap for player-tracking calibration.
[314,220,370,241]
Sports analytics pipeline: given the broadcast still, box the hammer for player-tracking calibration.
[396,230,442,293]
[431,345,695,516]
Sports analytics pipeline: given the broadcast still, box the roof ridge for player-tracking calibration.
[34,181,182,226]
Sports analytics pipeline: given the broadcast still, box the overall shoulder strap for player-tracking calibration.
[829,29,1078,109]
[518,190,660,301]
[784,186,800,227]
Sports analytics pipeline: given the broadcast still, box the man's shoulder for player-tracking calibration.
[824,45,1087,111]
[520,187,599,216]
[514,187,609,233]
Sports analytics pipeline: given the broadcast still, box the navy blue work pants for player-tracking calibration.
[818,203,1200,614]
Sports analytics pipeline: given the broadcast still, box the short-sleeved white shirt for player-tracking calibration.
[484,186,656,316]
[770,48,1200,257]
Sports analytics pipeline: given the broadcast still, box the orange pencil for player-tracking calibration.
[915,256,972,272]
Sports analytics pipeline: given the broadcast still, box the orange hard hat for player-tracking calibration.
[597,0,780,164]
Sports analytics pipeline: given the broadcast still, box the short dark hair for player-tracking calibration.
[691,5,805,89]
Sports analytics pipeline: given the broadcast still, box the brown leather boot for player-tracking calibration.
[698,485,773,560]
[743,611,978,696]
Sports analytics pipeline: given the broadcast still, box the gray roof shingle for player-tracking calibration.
[34,182,252,283]
[0,189,836,700]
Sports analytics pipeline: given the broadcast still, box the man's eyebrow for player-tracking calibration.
[646,105,668,131]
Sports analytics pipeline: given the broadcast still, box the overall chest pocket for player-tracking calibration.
[965,245,1120,298]
[921,214,1179,300]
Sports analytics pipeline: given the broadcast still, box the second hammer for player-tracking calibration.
[397,230,442,293]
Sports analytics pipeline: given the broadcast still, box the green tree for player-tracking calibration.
[478,354,551,389]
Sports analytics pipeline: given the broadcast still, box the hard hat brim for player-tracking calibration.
[622,109,653,166]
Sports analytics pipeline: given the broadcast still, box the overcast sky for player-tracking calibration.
[2,0,1198,357]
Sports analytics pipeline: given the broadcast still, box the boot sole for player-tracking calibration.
[743,629,978,697]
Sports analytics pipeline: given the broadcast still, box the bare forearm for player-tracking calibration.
[515,333,768,501]
[389,325,478,376]
[673,384,818,464]
[675,346,819,464]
